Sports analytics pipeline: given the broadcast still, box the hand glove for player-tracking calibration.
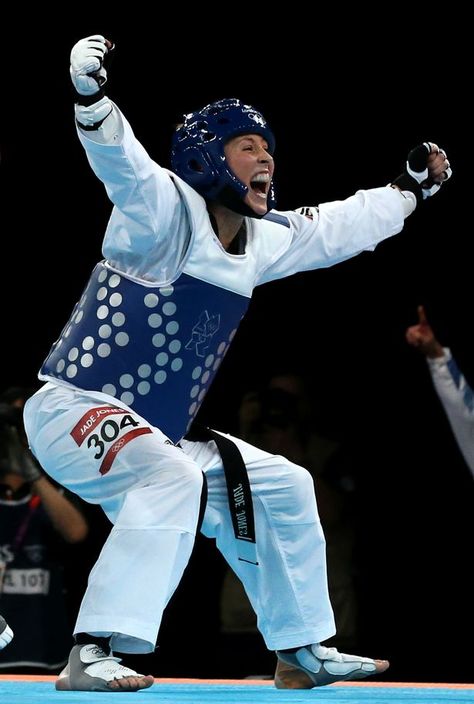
[392,142,452,204]
[70,34,112,98]
[3,426,42,483]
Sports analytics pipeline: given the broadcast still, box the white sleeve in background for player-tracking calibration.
[428,349,474,478]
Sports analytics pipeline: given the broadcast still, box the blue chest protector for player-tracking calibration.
[41,263,250,442]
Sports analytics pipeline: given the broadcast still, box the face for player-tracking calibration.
[224,134,274,216]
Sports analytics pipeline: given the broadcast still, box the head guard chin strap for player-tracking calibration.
[171,98,276,218]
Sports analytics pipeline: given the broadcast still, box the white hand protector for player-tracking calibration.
[70,35,110,96]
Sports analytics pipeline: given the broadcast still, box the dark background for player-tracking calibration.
[1,17,472,683]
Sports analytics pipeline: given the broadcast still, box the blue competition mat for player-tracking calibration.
[0,678,473,704]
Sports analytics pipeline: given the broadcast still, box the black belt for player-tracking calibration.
[185,425,258,565]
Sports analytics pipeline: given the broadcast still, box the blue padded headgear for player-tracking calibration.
[171,98,276,217]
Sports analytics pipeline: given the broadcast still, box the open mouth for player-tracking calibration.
[250,173,270,199]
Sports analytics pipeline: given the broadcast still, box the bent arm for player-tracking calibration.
[69,35,189,269]
[31,477,89,543]
[77,103,183,247]
[73,102,192,283]
[428,350,474,478]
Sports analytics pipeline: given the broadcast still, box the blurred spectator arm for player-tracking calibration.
[31,475,89,543]
[406,305,474,478]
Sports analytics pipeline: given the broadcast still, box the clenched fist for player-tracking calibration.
[70,35,112,96]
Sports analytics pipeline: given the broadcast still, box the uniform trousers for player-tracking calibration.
[24,383,335,653]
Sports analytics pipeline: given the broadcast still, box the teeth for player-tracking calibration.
[252,173,270,183]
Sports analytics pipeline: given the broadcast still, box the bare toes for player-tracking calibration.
[108,674,154,690]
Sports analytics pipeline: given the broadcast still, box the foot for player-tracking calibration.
[0,615,13,650]
[55,644,154,692]
[274,644,389,688]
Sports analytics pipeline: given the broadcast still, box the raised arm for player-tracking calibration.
[69,35,187,267]
[259,143,451,283]
[406,306,474,478]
